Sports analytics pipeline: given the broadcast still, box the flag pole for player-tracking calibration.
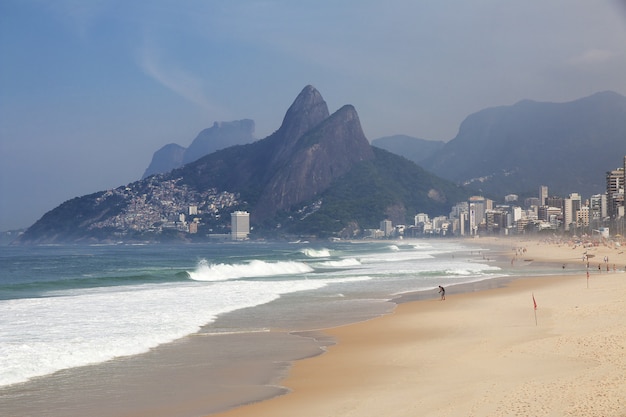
[532,293,537,326]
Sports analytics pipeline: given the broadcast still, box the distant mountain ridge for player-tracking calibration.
[142,119,256,179]
[371,135,445,164]
[16,87,625,244]
[16,86,468,244]
[375,91,626,198]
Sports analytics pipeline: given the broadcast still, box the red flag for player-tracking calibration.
[532,293,537,310]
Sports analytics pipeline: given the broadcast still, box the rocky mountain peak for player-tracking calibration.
[254,103,375,219]
[277,85,330,142]
[142,119,256,179]
[182,119,255,165]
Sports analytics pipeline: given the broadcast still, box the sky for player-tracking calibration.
[1,1,626,231]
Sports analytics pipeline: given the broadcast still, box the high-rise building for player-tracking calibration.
[576,205,590,228]
[563,193,582,231]
[606,167,625,219]
[468,196,487,235]
[231,211,250,241]
[540,185,548,206]
[546,196,563,210]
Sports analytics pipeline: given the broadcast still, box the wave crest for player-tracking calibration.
[187,259,314,281]
[300,248,331,258]
[317,258,362,268]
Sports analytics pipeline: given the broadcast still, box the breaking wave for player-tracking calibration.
[187,259,314,281]
[300,248,331,258]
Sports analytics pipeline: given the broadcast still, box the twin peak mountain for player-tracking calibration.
[177,85,376,222]
[18,85,465,243]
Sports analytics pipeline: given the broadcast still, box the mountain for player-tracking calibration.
[141,119,256,179]
[371,135,445,164]
[16,86,469,244]
[421,91,626,198]
[167,86,377,224]
[290,146,469,237]
[141,143,186,179]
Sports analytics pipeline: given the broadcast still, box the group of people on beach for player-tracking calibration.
[586,254,619,272]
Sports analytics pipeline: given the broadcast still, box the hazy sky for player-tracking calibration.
[1,1,626,231]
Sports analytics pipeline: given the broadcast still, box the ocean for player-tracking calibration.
[0,239,549,415]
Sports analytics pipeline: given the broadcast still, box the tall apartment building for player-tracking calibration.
[468,196,487,235]
[563,193,582,231]
[485,209,508,234]
[539,185,548,206]
[231,211,250,241]
[589,194,606,225]
[606,166,625,219]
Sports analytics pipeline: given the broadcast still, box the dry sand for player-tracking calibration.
[212,237,626,417]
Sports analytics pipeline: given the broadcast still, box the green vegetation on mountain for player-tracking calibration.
[288,148,470,237]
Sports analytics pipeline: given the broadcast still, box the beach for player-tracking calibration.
[2,238,625,417]
[213,237,626,417]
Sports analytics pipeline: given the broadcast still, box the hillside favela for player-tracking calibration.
[3,3,626,417]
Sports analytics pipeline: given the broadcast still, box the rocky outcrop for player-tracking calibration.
[142,119,256,179]
[182,119,255,165]
[176,85,374,221]
[142,143,186,179]
[255,104,375,219]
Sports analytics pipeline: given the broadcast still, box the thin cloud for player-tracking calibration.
[137,37,219,113]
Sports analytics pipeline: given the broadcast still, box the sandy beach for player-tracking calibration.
[213,237,626,417]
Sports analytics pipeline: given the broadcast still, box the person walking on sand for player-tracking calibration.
[438,285,446,301]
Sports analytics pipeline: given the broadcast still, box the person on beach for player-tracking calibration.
[438,285,446,301]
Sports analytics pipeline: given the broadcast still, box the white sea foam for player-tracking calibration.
[187,259,314,281]
[0,240,511,389]
[316,258,362,268]
[359,250,434,263]
[300,248,331,258]
[0,278,326,387]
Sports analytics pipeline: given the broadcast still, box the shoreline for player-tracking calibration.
[2,237,624,416]
[212,236,626,417]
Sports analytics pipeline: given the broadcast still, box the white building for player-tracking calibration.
[380,219,393,237]
[231,211,250,241]
[414,213,429,225]
[564,193,582,231]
